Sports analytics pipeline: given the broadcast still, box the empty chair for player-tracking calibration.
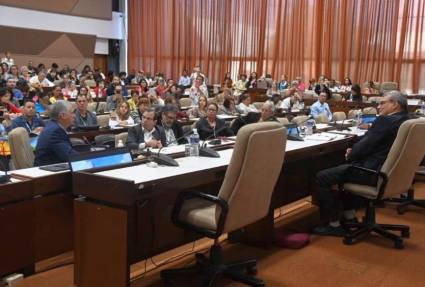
[347,109,362,119]
[161,122,287,286]
[332,111,347,121]
[342,119,425,248]
[277,117,289,125]
[96,102,107,113]
[95,134,115,148]
[303,90,315,100]
[8,127,34,169]
[87,102,97,112]
[97,114,110,128]
[115,132,128,147]
[367,96,383,104]
[179,98,193,108]
[362,107,378,115]
[314,113,330,124]
[381,82,398,91]
[291,115,309,126]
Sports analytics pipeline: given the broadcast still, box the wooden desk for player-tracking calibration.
[69,127,129,141]
[73,135,355,287]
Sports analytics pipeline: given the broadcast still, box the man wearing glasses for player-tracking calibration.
[74,94,97,128]
[314,91,409,236]
[126,108,166,150]
[157,104,187,146]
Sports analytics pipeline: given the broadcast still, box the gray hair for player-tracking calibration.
[263,101,275,113]
[162,104,178,114]
[384,90,407,112]
[50,100,73,120]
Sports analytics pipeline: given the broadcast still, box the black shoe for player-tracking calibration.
[312,225,346,237]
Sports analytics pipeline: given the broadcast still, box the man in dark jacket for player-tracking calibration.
[157,104,187,145]
[126,108,166,150]
[314,91,410,236]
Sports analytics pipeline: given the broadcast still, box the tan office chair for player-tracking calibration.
[179,97,193,108]
[347,109,362,119]
[161,122,287,286]
[87,102,97,112]
[252,102,264,110]
[331,93,343,101]
[97,114,110,128]
[96,102,107,113]
[367,96,383,104]
[381,82,398,91]
[8,127,34,169]
[291,115,309,126]
[332,111,346,121]
[115,132,128,146]
[314,113,330,124]
[362,107,378,115]
[277,117,289,125]
[342,119,425,249]
[85,80,97,88]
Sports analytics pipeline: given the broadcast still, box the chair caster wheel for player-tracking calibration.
[343,237,354,245]
[401,230,410,238]
[246,265,257,275]
[394,240,404,249]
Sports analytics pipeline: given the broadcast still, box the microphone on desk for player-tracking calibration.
[151,129,194,167]
[199,126,228,158]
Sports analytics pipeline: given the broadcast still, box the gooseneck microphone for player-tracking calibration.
[199,125,228,158]
[151,129,194,167]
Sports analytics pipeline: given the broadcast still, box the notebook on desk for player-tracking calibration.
[68,147,133,172]
[361,114,377,124]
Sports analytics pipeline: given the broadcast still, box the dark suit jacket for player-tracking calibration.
[196,117,234,140]
[34,120,78,166]
[157,118,188,145]
[348,111,410,170]
[126,124,167,150]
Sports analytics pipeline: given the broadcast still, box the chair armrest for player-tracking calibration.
[349,165,388,182]
[172,191,229,238]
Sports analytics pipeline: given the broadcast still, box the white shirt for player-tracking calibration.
[109,116,135,128]
[1,57,14,66]
[164,127,177,146]
[237,102,258,114]
[138,127,157,149]
[29,75,54,87]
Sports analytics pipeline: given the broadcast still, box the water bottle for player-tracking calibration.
[189,129,200,156]
[306,120,314,135]
[421,102,425,115]
[117,139,124,148]
[355,111,363,127]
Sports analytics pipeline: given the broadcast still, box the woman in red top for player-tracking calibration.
[0,88,21,114]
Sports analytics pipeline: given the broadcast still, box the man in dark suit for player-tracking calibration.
[34,100,78,166]
[157,104,188,145]
[126,108,167,150]
[314,91,410,236]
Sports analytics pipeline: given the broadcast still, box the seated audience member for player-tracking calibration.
[0,88,21,114]
[349,84,362,102]
[190,65,207,85]
[140,79,149,93]
[35,93,51,115]
[47,69,61,83]
[49,86,65,104]
[127,90,139,111]
[296,76,306,92]
[314,91,409,236]
[155,78,169,99]
[363,80,379,94]
[20,66,32,82]
[130,97,151,124]
[62,81,78,99]
[280,92,303,110]
[237,94,258,114]
[109,101,134,128]
[178,70,191,89]
[246,72,258,88]
[196,103,234,140]
[1,51,14,67]
[6,77,23,102]
[74,94,97,128]
[106,85,124,111]
[188,76,207,105]
[266,93,282,109]
[233,74,248,97]
[222,72,233,89]
[157,104,187,146]
[310,91,333,121]
[93,80,107,98]
[278,74,289,92]
[126,108,166,150]
[188,95,208,119]
[219,97,238,116]
[328,79,339,93]
[266,81,279,97]
[9,100,44,134]
[106,75,128,97]
[259,102,278,122]
[29,71,54,88]
[34,100,78,166]
[340,77,352,93]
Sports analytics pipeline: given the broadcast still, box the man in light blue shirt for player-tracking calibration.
[310,91,332,121]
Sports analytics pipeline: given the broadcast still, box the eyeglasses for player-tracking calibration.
[208,108,217,112]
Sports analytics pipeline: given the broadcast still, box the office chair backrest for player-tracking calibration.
[179,98,192,107]
[291,115,309,126]
[87,102,97,112]
[347,109,361,119]
[332,111,346,121]
[95,134,116,147]
[277,117,289,125]
[314,113,330,124]
[96,102,107,113]
[362,107,377,115]
[97,114,110,128]
[8,127,34,169]
[218,122,286,233]
[381,82,398,91]
[331,94,343,101]
[252,102,264,110]
[379,118,425,198]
